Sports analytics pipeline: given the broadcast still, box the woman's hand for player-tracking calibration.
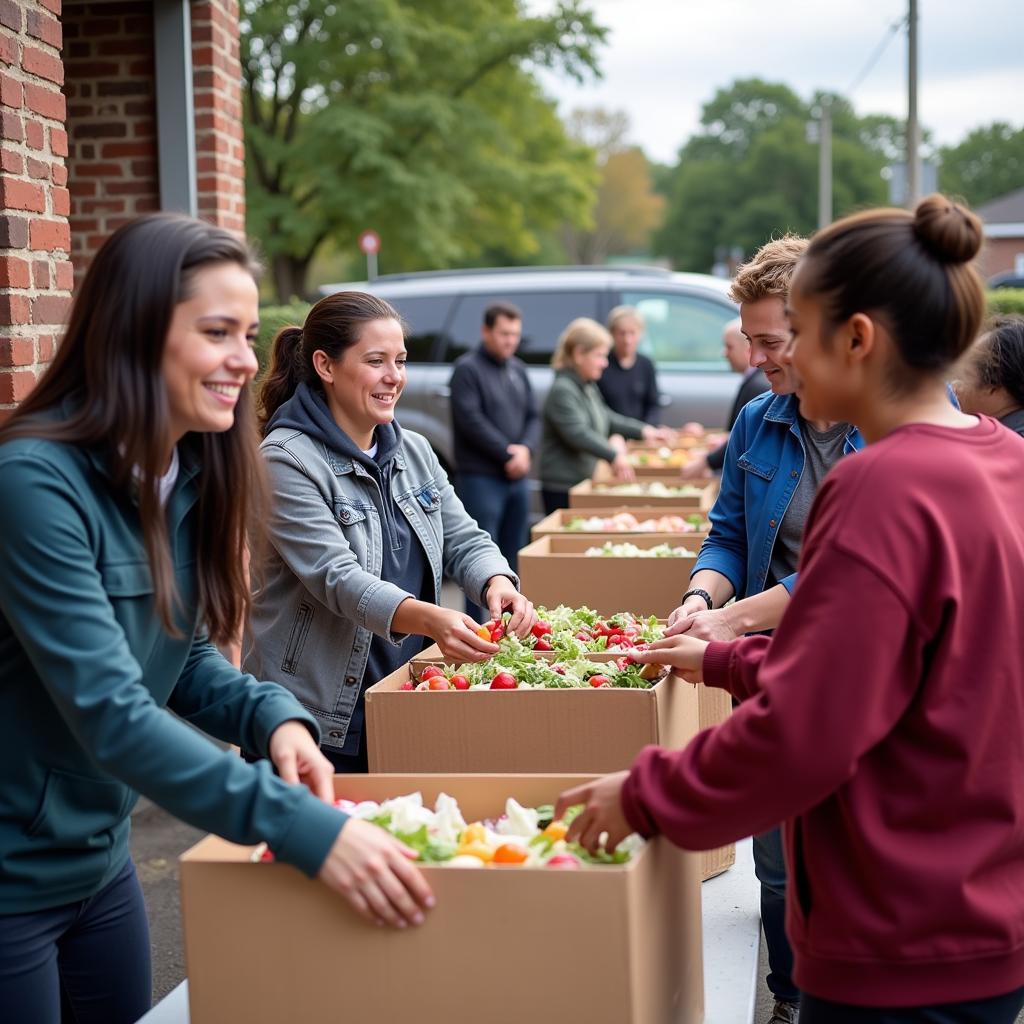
[423,606,499,663]
[611,453,635,482]
[679,453,709,479]
[666,608,739,643]
[484,575,536,638]
[630,634,710,683]
[555,771,632,855]
[666,596,712,631]
[640,425,673,444]
[318,818,435,929]
[268,721,335,803]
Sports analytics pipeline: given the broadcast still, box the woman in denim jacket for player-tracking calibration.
[244,292,535,773]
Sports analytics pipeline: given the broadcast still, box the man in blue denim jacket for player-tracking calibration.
[667,236,863,1024]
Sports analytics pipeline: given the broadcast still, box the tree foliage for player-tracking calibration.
[242,0,607,300]
[654,79,895,272]
[939,123,1024,207]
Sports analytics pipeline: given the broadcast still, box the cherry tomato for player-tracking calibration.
[449,674,470,690]
[588,674,610,688]
[534,638,553,651]
[490,625,505,642]
[492,843,529,865]
[420,664,445,682]
[546,853,581,870]
[457,841,494,863]
[531,620,552,638]
[400,681,415,691]
[475,625,492,641]
[490,672,518,690]
[428,677,450,691]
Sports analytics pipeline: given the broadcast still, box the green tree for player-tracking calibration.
[940,123,1024,207]
[654,79,890,272]
[242,0,606,301]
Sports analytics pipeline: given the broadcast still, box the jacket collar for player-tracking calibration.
[761,391,860,445]
[322,445,407,477]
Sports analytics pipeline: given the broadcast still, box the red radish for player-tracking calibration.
[490,672,518,690]
[531,621,552,638]
[547,853,581,870]
[552,664,566,675]
[588,674,610,688]
[449,674,470,690]
[428,677,450,691]
[419,664,445,682]
[574,631,591,642]
[535,638,553,651]
[400,681,415,691]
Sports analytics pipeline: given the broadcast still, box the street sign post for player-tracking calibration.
[359,230,380,281]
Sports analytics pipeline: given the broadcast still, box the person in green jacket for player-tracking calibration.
[0,215,433,1024]
[538,317,670,512]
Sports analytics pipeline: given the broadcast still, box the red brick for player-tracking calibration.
[29,218,70,250]
[63,61,118,78]
[25,119,44,150]
[97,38,151,57]
[1,109,23,141]
[0,294,31,326]
[49,127,68,157]
[32,259,50,288]
[0,149,22,174]
[0,213,28,247]
[39,0,62,15]
[74,162,123,177]
[22,44,64,87]
[106,179,153,195]
[0,0,22,33]
[65,41,90,60]
[0,337,34,368]
[69,178,94,196]
[97,79,150,98]
[130,159,156,177]
[52,186,70,216]
[0,176,46,212]
[55,260,74,290]
[73,121,127,139]
[132,119,155,137]
[0,369,37,403]
[51,163,67,186]
[0,254,30,288]
[27,10,62,49]
[82,18,120,37]
[27,157,50,179]
[0,70,21,107]
[24,82,66,121]
[101,140,152,159]
[133,195,159,213]
[32,294,70,325]
[38,333,56,360]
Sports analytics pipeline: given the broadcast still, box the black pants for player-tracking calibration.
[541,487,570,515]
[801,985,1024,1024]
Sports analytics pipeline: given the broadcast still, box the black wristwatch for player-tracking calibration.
[681,588,713,611]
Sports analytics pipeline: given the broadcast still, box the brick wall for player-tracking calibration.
[192,0,244,233]
[63,1,157,279]
[0,0,72,415]
[978,235,1024,280]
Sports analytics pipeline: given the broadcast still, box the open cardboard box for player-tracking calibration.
[517,534,699,617]
[180,774,703,1024]
[530,504,710,540]
[365,658,734,880]
[593,459,715,482]
[569,478,717,509]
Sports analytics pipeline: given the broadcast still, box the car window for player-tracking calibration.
[443,291,601,364]
[621,290,734,370]
[382,295,454,361]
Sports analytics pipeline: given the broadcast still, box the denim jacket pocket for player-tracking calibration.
[333,498,368,527]
[414,484,442,513]
[737,453,778,482]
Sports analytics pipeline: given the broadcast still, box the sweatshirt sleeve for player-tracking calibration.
[0,454,344,878]
[620,545,924,850]
[449,361,513,464]
[606,406,647,440]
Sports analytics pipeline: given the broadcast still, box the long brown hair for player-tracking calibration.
[0,213,267,645]
[257,290,404,432]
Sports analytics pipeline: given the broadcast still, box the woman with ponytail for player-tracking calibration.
[558,195,1024,1022]
[244,291,535,773]
[0,218,434,1023]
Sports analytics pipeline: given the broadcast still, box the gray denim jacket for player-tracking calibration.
[243,427,515,749]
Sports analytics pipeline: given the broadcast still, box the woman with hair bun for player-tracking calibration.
[559,195,1024,1022]
[955,315,1024,437]
[245,291,535,773]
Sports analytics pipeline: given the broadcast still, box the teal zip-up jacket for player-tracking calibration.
[0,432,346,914]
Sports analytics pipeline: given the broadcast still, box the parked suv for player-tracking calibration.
[320,266,738,472]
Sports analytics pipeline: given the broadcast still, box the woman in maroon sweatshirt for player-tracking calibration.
[557,194,1024,1023]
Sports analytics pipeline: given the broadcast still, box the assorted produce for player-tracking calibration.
[255,793,644,868]
[629,447,697,468]
[563,511,706,533]
[592,482,706,498]
[584,541,696,558]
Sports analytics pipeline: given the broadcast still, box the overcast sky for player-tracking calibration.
[530,0,1023,164]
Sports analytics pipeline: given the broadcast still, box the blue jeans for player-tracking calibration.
[0,858,151,1024]
[754,825,799,1003]
[801,986,1024,1023]
[457,473,529,621]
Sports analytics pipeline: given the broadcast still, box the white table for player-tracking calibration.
[138,837,760,1024]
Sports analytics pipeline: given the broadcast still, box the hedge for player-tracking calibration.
[986,289,1024,317]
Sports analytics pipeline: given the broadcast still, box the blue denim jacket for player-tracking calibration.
[692,391,864,599]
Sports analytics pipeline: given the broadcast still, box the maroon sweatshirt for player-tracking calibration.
[621,417,1024,1006]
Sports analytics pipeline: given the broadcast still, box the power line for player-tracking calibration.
[845,14,907,97]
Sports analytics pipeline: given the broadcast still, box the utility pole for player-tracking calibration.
[906,0,921,206]
[818,99,832,230]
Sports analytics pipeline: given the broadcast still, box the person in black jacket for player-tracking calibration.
[596,306,661,423]
[681,318,770,477]
[449,302,540,619]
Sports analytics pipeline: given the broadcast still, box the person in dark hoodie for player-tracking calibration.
[244,291,536,773]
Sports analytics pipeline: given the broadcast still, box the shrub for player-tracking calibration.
[987,290,1024,317]
[255,302,311,376]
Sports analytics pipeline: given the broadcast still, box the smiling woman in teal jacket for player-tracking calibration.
[0,216,432,1023]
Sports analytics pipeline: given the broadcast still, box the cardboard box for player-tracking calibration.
[181,774,703,1024]
[593,459,715,482]
[517,534,699,617]
[569,478,717,510]
[530,505,710,540]
[366,658,732,880]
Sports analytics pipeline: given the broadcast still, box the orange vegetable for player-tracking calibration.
[475,625,492,641]
[542,821,568,842]
[492,843,529,865]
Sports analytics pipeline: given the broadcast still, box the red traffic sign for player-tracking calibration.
[358,230,381,255]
